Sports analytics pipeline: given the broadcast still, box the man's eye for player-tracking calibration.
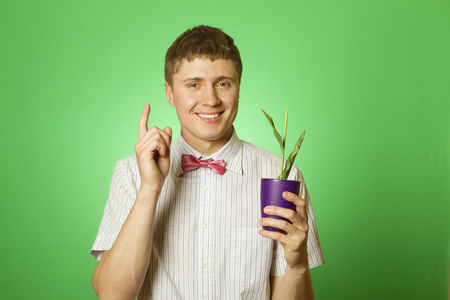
[189,83,199,88]
[217,82,229,87]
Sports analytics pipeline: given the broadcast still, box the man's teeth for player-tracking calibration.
[198,113,220,119]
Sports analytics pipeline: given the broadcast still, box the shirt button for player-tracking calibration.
[201,263,207,269]
[202,223,208,229]
[204,186,208,191]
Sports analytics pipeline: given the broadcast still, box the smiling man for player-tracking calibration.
[91,25,324,299]
[165,57,239,155]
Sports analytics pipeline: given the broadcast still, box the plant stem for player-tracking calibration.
[280,108,288,178]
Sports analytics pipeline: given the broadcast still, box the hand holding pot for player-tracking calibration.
[259,191,309,271]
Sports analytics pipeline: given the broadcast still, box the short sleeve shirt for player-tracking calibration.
[91,130,324,299]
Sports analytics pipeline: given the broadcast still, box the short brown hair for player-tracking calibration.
[164,25,243,86]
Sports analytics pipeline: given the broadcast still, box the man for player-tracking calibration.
[91,25,324,299]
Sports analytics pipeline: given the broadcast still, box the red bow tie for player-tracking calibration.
[181,154,226,175]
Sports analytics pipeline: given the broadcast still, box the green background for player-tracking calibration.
[1,0,449,299]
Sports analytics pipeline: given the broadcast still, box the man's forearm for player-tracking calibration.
[273,265,314,300]
[92,189,159,299]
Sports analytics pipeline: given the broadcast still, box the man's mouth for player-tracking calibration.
[197,113,222,119]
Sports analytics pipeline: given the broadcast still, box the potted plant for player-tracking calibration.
[260,108,306,232]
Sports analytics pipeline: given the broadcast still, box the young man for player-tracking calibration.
[91,25,324,299]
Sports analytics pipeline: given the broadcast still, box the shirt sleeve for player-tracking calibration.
[90,159,136,261]
[269,165,325,275]
[301,178,326,269]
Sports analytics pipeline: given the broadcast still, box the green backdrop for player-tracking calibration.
[1,0,449,299]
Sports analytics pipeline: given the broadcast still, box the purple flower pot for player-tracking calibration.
[261,178,300,232]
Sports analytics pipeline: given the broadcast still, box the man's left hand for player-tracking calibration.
[259,191,309,271]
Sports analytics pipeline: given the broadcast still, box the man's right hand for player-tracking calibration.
[134,103,172,194]
[93,103,170,298]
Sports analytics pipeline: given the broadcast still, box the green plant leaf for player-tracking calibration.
[280,130,306,180]
[282,108,288,150]
[261,109,284,152]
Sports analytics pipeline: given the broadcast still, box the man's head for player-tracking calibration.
[164,26,242,155]
[164,25,242,87]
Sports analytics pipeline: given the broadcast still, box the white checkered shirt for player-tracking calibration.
[91,129,324,299]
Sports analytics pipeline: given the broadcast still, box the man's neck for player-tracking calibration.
[181,129,233,156]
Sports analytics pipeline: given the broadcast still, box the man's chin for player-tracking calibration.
[183,127,232,145]
[202,127,233,141]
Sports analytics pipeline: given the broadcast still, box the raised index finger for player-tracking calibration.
[138,103,150,140]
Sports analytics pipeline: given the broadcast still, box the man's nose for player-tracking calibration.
[201,86,220,106]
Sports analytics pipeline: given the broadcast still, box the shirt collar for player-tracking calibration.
[172,128,243,176]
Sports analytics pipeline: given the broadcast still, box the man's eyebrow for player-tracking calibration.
[217,76,235,81]
[181,77,203,83]
[181,76,236,83]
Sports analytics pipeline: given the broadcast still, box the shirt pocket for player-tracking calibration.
[230,228,273,284]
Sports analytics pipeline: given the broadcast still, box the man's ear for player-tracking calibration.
[165,82,175,106]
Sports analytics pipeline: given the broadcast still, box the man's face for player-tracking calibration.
[165,57,240,154]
